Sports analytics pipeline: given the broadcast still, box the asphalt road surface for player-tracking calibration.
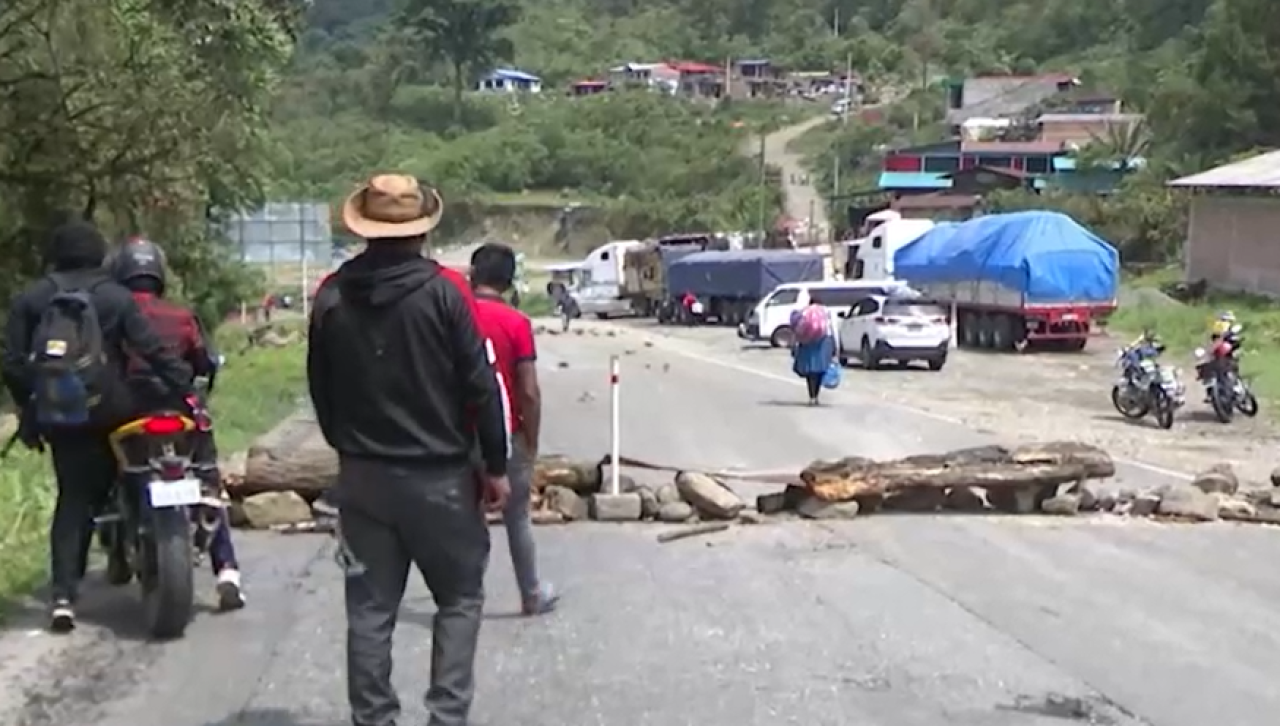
[3,322,1280,726]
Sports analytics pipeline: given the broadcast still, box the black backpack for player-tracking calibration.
[29,273,110,428]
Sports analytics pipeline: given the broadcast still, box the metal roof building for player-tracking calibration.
[1167,150,1280,295]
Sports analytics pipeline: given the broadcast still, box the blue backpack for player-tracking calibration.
[29,274,110,428]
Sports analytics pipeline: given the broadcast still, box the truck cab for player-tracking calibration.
[576,240,643,318]
[845,217,935,281]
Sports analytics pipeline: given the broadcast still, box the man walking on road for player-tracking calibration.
[308,174,510,726]
[469,242,559,616]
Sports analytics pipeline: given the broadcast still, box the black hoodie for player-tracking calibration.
[307,247,508,476]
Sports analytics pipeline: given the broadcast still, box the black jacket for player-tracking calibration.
[307,248,508,476]
[1,269,194,418]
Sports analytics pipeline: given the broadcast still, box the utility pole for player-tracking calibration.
[830,53,852,243]
[757,132,767,237]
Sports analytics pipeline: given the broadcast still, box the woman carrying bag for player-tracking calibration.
[789,304,839,406]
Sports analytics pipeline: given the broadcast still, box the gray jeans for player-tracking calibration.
[335,456,490,726]
[503,439,541,601]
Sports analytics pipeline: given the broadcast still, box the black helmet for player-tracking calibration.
[111,236,168,292]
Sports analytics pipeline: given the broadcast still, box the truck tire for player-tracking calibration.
[976,315,994,348]
[960,313,978,348]
[140,507,195,640]
[991,314,1013,351]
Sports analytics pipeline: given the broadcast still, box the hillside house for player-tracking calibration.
[670,61,723,98]
[732,58,787,98]
[1035,112,1145,147]
[570,79,609,96]
[608,62,680,94]
[1168,150,1280,296]
[476,68,542,94]
[945,74,1079,132]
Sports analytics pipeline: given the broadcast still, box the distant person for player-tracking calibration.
[469,242,559,615]
[308,174,509,726]
[790,304,836,405]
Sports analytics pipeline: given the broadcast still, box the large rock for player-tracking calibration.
[533,456,601,494]
[543,486,588,521]
[1190,463,1238,495]
[1216,495,1256,520]
[657,501,695,522]
[1157,484,1219,521]
[655,483,682,505]
[796,496,860,520]
[633,485,660,519]
[1271,467,1280,488]
[674,471,744,520]
[239,491,312,528]
[1127,493,1161,517]
[1040,493,1081,515]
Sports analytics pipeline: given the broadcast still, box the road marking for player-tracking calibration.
[639,332,1193,482]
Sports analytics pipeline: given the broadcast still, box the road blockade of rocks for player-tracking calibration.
[220,418,1280,530]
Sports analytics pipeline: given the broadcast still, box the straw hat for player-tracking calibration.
[342,174,444,239]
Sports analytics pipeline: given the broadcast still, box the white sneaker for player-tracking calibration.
[215,568,246,612]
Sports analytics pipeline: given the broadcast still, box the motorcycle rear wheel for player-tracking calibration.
[139,507,195,640]
[1210,383,1235,423]
[1110,385,1149,419]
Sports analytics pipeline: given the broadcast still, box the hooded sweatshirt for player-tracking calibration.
[307,247,508,476]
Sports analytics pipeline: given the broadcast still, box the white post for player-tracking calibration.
[949,301,958,348]
[609,355,621,495]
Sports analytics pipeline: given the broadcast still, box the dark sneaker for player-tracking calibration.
[215,569,246,612]
[521,583,560,616]
[49,600,76,633]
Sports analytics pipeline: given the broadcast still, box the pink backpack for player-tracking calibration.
[791,305,829,343]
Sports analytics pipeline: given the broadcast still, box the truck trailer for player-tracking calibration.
[620,233,722,317]
[664,249,825,326]
[892,211,1118,351]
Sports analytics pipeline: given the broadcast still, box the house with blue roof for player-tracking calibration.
[476,68,542,94]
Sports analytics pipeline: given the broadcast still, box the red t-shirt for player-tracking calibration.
[472,292,535,434]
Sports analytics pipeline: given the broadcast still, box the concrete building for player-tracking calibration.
[1168,150,1280,295]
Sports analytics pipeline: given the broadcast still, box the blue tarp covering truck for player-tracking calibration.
[663,249,825,326]
[893,211,1119,350]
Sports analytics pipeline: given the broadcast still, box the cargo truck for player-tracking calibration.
[663,249,825,326]
[892,211,1119,351]
[620,233,723,317]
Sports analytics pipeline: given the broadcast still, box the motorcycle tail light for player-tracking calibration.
[142,415,186,436]
[156,458,187,481]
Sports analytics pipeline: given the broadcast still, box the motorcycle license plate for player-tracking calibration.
[148,478,202,508]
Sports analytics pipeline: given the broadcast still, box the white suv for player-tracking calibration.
[837,295,950,370]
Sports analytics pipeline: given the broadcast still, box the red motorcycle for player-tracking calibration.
[1194,338,1259,423]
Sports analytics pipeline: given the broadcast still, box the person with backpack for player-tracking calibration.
[109,236,246,612]
[789,303,837,405]
[0,219,195,632]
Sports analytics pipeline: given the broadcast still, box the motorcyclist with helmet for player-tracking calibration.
[109,237,246,611]
[1197,311,1244,386]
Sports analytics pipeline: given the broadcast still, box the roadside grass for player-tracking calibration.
[1111,268,1280,406]
[0,336,306,616]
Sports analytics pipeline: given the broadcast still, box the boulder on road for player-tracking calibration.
[1216,495,1256,520]
[239,491,312,529]
[1191,463,1239,495]
[633,485,660,519]
[1157,484,1219,522]
[657,501,695,522]
[1127,493,1161,517]
[675,471,744,520]
[1040,493,1081,515]
[543,486,589,521]
[796,496,860,520]
[655,483,683,505]
[1271,466,1280,488]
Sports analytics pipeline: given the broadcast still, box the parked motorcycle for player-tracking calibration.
[97,411,226,639]
[1194,341,1259,423]
[1111,343,1184,429]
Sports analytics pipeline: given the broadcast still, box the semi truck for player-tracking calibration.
[892,210,1119,351]
[663,249,825,326]
[620,233,723,317]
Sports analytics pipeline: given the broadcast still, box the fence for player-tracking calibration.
[215,202,334,303]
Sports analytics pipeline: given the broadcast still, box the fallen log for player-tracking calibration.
[239,445,339,499]
[802,460,1089,502]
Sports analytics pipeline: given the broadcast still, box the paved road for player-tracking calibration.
[3,323,1280,726]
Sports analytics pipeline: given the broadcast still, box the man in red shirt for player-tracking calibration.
[469,242,559,615]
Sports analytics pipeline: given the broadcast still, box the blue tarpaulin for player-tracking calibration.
[667,249,824,299]
[892,211,1118,303]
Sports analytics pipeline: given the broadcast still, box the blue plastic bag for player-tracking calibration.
[821,361,841,389]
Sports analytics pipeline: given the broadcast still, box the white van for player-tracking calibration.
[738,279,910,347]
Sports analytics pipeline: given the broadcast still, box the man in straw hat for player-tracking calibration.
[308,174,511,726]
